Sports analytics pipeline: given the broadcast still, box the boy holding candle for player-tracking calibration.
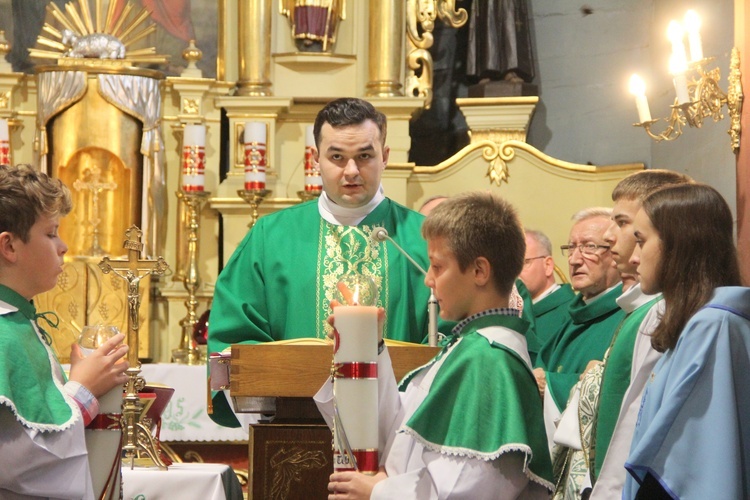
[317,192,553,499]
[0,164,129,498]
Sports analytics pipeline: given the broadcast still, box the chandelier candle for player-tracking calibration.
[182,124,206,192]
[332,305,379,474]
[244,122,267,190]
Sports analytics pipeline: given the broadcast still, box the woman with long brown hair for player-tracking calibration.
[623,183,750,499]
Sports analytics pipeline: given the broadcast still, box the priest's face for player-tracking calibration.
[567,216,620,299]
[630,209,663,295]
[314,120,389,208]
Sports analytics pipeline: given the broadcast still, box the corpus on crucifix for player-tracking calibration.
[98,225,170,468]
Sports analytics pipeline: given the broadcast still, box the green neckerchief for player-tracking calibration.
[401,313,554,491]
[0,284,76,430]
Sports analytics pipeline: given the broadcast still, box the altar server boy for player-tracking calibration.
[0,164,129,499]
[317,191,553,499]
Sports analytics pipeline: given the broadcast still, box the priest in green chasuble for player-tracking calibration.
[208,98,434,427]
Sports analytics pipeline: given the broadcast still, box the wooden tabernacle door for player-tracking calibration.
[230,342,440,500]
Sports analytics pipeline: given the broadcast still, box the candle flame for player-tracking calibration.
[629,74,646,96]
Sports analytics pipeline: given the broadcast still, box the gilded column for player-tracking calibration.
[366,0,404,97]
[237,0,272,96]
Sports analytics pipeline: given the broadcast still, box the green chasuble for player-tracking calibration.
[536,285,625,411]
[592,296,660,478]
[208,198,433,426]
[0,284,76,430]
[532,284,576,348]
[403,314,554,489]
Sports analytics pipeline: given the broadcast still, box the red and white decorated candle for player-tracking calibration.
[182,124,206,192]
[244,122,267,190]
[0,119,10,166]
[304,125,322,193]
[332,305,379,474]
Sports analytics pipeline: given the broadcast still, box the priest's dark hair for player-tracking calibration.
[0,163,72,242]
[313,97,387,148]
[645,183,741,352]
[421,191,525,296]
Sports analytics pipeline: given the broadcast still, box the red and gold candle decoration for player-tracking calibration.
[304,125,322,194]
[181,124,206,192]
[243,122,267,190]
[0,119,10,166]
[331,277,379,474]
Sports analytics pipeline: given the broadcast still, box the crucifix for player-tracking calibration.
[73,164,117,256]
[98,225,170,469]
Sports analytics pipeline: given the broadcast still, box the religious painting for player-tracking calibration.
[0,0,218,78]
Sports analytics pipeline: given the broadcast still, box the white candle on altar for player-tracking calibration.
[182,124,206,191]
[684,10,703,62]
[243,122,267,190]
[332,305,379,474]
[669,55,690,105]
[304,125,322,192]
[0,119,9,142]
[244,121,266,144]
[0,119,9,166]
[629,75,651,123]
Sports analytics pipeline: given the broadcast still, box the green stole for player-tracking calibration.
[592,296,661,477]
[537,284,625,411]
[402,314,554,489]
[0,284,75,429]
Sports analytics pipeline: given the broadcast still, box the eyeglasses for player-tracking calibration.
[560,243,611,258]
[523,256,547,266]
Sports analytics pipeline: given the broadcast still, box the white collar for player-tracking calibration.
[583,282,621,304]
[616,282,661,313]
[532,283,561,304]
[0,299,18,316]
[317,187,385,226]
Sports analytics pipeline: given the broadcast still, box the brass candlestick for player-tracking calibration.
[98,226,170,470]
[297,189,322,202]
[173,190,210,365]
[237,188,271,228]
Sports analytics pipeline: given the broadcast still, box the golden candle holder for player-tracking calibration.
[237,188,271,228]
[173,190,211,365]
[633,48,743,152]
[297,189,322,202]
[98,226,170,470]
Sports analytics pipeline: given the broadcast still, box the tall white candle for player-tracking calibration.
[0,119,9,166]
[305,125,315,148]
[629,75,651,123]
[332,305,379,474]
[304,125,322,193]
[684,10,703,62]
[182,124,206,191]
[243,122,267,190]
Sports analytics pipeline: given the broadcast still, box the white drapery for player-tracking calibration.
[98,74,167,257]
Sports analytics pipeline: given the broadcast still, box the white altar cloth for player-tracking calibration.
[139,363,255,442]
[122,462,243,499]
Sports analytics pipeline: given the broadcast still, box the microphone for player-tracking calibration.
[370,226,438,346]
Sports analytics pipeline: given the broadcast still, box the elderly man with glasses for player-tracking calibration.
[532,208,624,442]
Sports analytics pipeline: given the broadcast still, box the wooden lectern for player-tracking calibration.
[230,342,440,500]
